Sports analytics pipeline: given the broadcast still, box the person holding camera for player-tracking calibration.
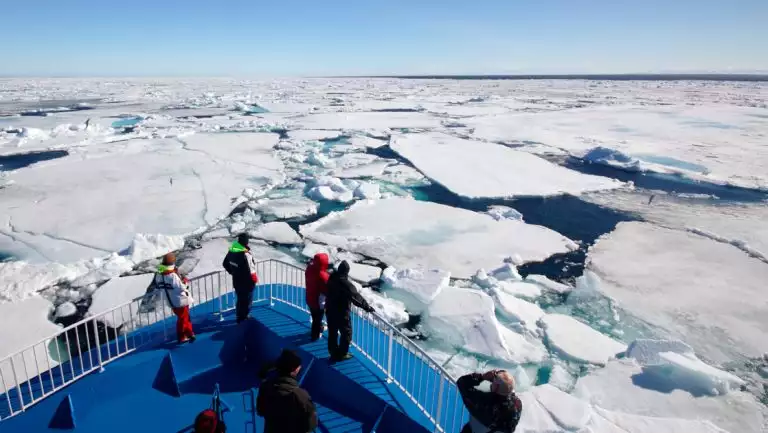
[457,369,522,433]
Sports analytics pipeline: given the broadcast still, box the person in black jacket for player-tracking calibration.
[325,260,375,361]
[457,369,522,433]
[222,234,259,323]
[256,349,317,433]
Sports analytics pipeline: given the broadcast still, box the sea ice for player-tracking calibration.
[497,325,549,364]
[492,289,545,332]
[466,104,768,191]
[656,351,746,395]
[353,182,381,200]
[540,313,627,365]
[55,301,77,319]
[249,197,318,220]
[524,274,572,294]
[87,274,154,326]
[587,221,768,363]
[423,286,515,361]
[248,222,302,245]
[347,262,381,284]
[626,339,695,365]
[129,233,185,263]
[584,190,768,263]
[485,205,524,221]
[0,296,60,385]
[352,280,408,326]
[69,253,135,288]
[186,238,299,279]
[286,130,342,141]
[0,260,86,303]
[0,136,283,261]
[574,358,766,433]
[300,198,577,278]
[380,267,449,314]
[335,161,392,179]
[390,132,622,198]
[295,112,443,130]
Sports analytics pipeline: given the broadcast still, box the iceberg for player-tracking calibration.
[248,222,302,245]
[390,132,622,198]
[540,313,627,365]
[380,267,449,314]
[300,198,577,278]
[587,221,768,363]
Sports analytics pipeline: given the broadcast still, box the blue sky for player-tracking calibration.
[3,0,767,76]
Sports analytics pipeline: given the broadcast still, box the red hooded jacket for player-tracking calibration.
[305,253,330,309]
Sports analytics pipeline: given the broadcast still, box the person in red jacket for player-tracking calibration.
[305,253,330,341]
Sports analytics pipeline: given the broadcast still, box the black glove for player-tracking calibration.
[365,304,375,313]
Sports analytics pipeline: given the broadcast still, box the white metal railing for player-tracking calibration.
[0,259,468,432]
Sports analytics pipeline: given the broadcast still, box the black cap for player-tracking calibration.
[336,260,350,277]
[276,349,302,375]
[237,233,249,247]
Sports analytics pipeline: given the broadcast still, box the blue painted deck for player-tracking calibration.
[0,298,443,433]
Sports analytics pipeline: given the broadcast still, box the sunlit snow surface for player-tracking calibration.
[1,77,767,432]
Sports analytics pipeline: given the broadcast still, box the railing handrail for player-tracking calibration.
[1,258,463,430]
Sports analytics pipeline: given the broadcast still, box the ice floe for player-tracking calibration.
[0,296,61,385]
[390,132,622,198]
[248,222,302,245]
[248,197,318,220]
[380,267,449,314]
[587,221,768,363]
[87,273,154,326]
[540,313,627,365]
[300,198,577,278]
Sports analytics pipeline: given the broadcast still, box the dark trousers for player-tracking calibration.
[310,307,325,341]
[235,287,254,323]
[461,423,472,433]
[327,312,352,359]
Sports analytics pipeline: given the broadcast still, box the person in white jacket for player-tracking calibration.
[155,253,195,343]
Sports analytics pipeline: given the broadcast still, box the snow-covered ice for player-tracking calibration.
[380,267,449,314]
[296,112,443,130]
[352,182,381,200]
[248,222,302,245]
[485,205,524,222]
[0,260,87,303]
[466,104,768,191]
[300,198,577,278]
[587,221,768,363]
[286,130,342,142]
[540,313,627,365]
[423,286,545,363]
[492,289,545,333]
[524,274,572,294]
[55,301,77,318]
[88,274,154,326]
[574,358,766,433]
[0,136,283,262]
[656,351,746,395]
[249,196,318,220]
[0,296,61,385]
[129,233,185,263]
[347,262,381,283]
[186,238,299,279]
[626,339,695,365]
[390,133,622,198]
[584,190,768,262]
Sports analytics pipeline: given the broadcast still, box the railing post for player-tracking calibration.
[9,357,24,412]
[217,272,224,321]
[268,261,275,307]
[92,321,105,373]
[386,328,394,383]
[434,376,445,433]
